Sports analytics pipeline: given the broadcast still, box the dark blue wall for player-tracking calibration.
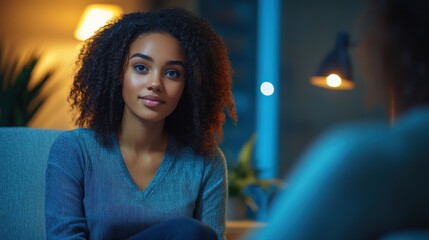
[278,0,386,176]
[200,0,387,177]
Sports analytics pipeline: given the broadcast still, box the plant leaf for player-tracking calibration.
[0,86,16,125]
[26,70,53,104]
[237,133,256,163]
[0,48,55,126]
[16,57,37,92]
[13,106,26,126]
[27,98,46,122]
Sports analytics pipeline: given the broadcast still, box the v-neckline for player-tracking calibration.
[113,135,175,198]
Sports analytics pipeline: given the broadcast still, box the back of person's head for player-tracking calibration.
[360,0,429,115]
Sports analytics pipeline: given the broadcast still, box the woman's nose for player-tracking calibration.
[147,73,163,92]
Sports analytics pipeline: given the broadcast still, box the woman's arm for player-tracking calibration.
[45,132,88,239]
[194,148,228,240]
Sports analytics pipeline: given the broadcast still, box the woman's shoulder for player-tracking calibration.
[173,141,226,170]
[60,127,95,137]
[52,128,105,150]
[177,142,225,160]
[48,128,116,166]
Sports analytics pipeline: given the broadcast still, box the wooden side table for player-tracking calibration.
[226,220,265,240]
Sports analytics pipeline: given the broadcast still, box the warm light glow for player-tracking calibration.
[326,74,342,87]
[260,82,275,96]
[310,74,354,90]
[74,4,123,41]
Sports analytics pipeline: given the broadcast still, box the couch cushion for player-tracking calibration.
[0,127,63,240]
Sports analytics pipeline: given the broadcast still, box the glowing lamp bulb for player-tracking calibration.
[326,74,342,88]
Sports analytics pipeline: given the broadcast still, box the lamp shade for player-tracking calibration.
[310,31,354,90]
[74,4,123,41]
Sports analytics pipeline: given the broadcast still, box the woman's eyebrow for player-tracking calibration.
[129,53,153,61]
[130,53,184,67]
[166,60,184,67]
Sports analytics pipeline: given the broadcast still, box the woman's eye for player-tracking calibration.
[133,64,148,73]
[165,70,180,78]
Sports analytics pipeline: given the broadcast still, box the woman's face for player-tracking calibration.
[122,33,185,125]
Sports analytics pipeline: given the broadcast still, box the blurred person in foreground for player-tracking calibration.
[247,0,429,239]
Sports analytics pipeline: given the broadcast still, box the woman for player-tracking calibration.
[247,0,429,239]
[45,8,237,240]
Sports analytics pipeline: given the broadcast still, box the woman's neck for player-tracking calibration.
[118,112,167,155]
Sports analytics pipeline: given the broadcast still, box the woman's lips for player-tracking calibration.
[139,95,165,107]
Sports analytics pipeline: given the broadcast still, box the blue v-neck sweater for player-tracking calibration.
[45,128,227,240]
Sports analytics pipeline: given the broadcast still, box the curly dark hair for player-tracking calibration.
[69,8,237,157]
[360,0,429,115]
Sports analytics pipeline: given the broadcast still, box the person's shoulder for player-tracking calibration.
[294,107,429,182]
[198,147,227,172]
[391,106,429,161]
[62,127,96,137]
[299,120,392,167]
[336,106,429,161]
[316,120,389,149]
[201,147,226,163]
[174,142,226,167]
[52,128,99,147]
[351,106,429,143]
[286,120,393,186]
[206,146,227,166]
[393,106,429,136]
[303,110,429,170]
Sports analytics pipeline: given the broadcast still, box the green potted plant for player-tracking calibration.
[227,133,283,220]
[0,48,54,126]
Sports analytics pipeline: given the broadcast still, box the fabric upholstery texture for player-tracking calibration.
[0,127,63,240]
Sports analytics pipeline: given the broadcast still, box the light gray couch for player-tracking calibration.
[0,127,63,240]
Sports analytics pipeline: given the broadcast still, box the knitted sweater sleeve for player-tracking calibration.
[194,147,228,240]
[45,132,89,239]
